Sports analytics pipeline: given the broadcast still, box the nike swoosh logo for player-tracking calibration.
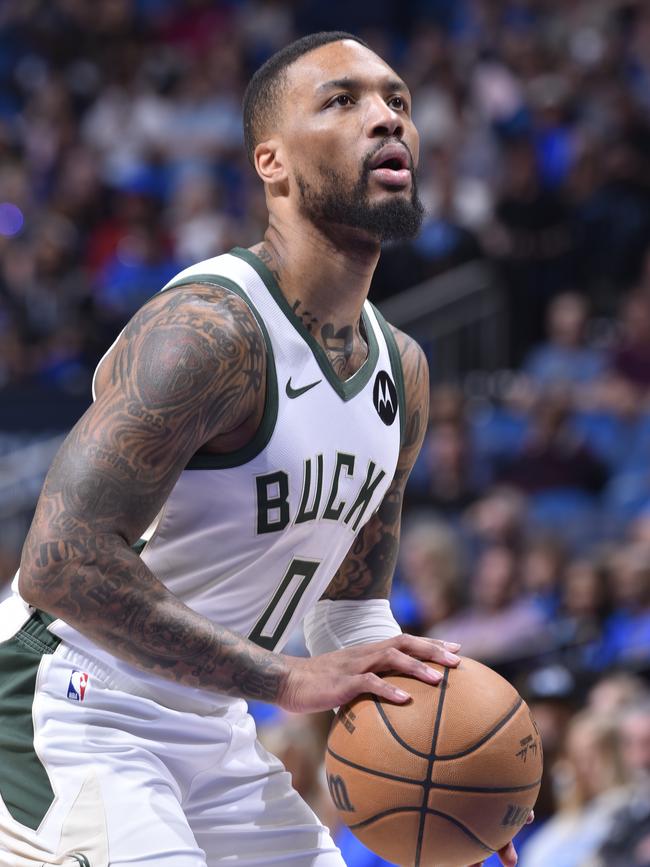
[286,377,322,399]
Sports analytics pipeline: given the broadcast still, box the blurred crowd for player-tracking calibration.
[2,1,650,865]
[2,0,650,390]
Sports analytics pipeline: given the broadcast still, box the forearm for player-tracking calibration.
[304,598,401,656]
[19,533,289,703]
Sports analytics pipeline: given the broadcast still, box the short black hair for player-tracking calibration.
[242,31,369,166]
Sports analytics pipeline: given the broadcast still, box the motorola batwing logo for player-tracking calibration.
[373,371,398,425]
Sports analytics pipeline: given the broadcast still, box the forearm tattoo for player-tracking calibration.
[20,285,289,702]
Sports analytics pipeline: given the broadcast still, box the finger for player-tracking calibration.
[497,841,518,866]
[526,810,535,825]
[427,636,462,651]
[349,672,411,704]
[371,646,444,685]
[390,635,462,668]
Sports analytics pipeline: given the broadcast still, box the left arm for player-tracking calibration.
[302,327,459,667]
[322,324,428,602]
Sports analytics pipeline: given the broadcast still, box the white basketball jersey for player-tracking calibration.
[39,249,405,685]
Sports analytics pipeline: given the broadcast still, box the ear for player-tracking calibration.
[254,139,288,186]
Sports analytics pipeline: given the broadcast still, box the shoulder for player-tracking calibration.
[104,282,265,380]
[125,281,264,347]
[96,282,267,433]
[387,323,428,390]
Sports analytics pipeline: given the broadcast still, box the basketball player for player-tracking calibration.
[0,32,526,867]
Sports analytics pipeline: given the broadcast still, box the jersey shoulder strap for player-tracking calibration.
[368,303,407,447]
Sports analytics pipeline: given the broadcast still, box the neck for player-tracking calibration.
[250,215,381,379]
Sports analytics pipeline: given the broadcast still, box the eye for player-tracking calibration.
[328,93,354,108]
[388,95,408,112]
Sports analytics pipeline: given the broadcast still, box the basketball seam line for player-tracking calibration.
[325,747,542,793]
[436,697,524,760]
[371,695,524,761]
[415,665,450,867]
[348,805,496,854]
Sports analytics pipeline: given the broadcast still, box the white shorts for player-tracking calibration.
[0,608,344,867]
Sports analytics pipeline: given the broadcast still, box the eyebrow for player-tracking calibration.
[316,76,409,95]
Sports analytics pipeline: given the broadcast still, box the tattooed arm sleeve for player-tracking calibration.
[18,285,290,702]
[321,327,430,601]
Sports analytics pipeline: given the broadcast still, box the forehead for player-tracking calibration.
[285,40,405,98]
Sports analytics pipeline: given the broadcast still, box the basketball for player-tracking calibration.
[325,656,543,867]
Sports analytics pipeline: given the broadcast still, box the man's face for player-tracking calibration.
[277,40,423,242]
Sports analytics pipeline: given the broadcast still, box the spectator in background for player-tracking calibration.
[588,671,650,717]
[522,292,605,403]
[609,290,650,393]
[406,419,480,517]
[497,389,608,546]
[498,389,608,497]
[554,556,611,670]
[165,168,237,264]
[601,544,650,667]
[594,699,650,867]
[519,534,565,619]
[462,485,528,552]
[431,544,550,663]
[397,517,463,635]
[520,710,629,867]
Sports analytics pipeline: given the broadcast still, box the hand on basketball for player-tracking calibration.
[469,810,535,867]
[279,633,461,713]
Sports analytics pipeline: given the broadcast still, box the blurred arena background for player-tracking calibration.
[1,1,650,864]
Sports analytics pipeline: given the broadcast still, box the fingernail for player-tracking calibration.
[444,652,460,663]
[444,641,461,650]
[425,668,442,683]
[394,688,410,700]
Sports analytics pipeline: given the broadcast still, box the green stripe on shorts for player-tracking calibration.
[0,609,60,830]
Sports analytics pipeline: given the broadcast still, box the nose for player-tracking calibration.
[366,95,404,140]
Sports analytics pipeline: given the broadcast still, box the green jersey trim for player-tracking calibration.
[161,274,279,470]
[0,609,60,830]
[370,304,406,447]
[230,247,380,402]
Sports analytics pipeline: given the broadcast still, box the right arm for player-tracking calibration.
[19,284,453,710]
[19,284,292,702]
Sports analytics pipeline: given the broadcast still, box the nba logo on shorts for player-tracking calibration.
[67,670,89,701]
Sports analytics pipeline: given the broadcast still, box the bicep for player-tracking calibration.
[32,388,198,548]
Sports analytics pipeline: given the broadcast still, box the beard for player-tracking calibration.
[295,146,425,243]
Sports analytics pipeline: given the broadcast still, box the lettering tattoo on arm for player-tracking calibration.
[322,329,429,600]
[20,285,289,702]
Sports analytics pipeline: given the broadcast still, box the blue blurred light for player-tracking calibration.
[0,203,24,236]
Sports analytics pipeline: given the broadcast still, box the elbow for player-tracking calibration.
[17,564,46,610]
[17,540,61,611]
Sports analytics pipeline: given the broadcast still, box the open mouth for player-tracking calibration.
[376,157,406,171]
[369,146,412,187]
